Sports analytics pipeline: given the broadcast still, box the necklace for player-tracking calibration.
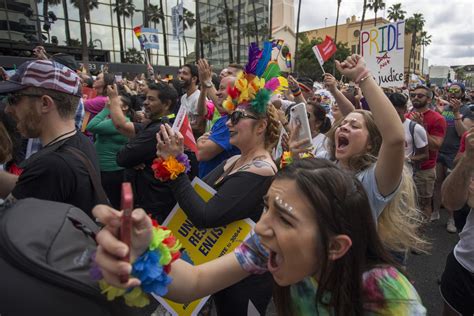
[44,129,76,148]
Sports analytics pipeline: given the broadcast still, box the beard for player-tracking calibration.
[16,107,42,139]
[180,78,191,90]
[411,100,427,109]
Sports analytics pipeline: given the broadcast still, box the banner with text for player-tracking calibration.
[154,178,255,316]
[360,21,405,87]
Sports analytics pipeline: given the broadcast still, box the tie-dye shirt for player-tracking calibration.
[291,266,426,316]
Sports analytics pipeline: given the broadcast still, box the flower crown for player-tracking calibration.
[223,41,288,115]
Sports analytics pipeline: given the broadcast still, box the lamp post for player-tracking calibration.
[93,39,103,50]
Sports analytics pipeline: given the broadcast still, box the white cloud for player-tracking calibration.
[295,0,474,66]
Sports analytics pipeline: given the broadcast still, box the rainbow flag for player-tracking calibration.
[285,53,292,68]
[133,25,160,50]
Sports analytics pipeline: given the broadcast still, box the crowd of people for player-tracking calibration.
[0,44,473,316]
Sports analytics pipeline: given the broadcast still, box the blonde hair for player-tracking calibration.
[327,110,428,253]
[264,103,281,151]
[378,166,429,253]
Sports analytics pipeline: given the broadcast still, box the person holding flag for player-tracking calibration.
[312,35,338,74]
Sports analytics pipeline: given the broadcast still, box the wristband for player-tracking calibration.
[293,90,302,97]
[355,69,371,84]
[92,221,182,307]
[280,151,314,169]
[358,74,372,84]
[291,87,301,94]
[152,153,191,181]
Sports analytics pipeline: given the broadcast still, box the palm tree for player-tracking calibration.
[195,0,203,60]
[360,0,368,31]
[113,0,126,62]
[201,25,218,57]
[417,31,431,75]
[236,0,242,63]
[180,7,196,60]
[294,0,302,70]
[333,0,342,74]
[70,0,99,47]
[77,0,89,73]
[61,0,72,46]
[405,13,425,76]
[114,0,135,52]
[158,0,169,65]
[251,0,259,47]
[124,47,144,64]
[366,0,386,26]
[387,3,406,22]
[242,22,256,46]
[218,2,234,63]
[147,4,166,65]
[37,0,62,44]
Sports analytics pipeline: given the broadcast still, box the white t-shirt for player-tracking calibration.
[454,208,474,273]
[311,133,329,159]
[403,119,428,157]
[180,89,201,127]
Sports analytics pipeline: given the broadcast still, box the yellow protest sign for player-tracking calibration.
[154,178,255,316]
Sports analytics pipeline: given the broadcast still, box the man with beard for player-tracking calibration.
[178,64,204,138]
[0,60,101,217]
[407,85,447,221]
[107,81,179,223]
[432,83,470,232]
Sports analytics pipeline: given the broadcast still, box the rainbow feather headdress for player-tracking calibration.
[223,41,288,114]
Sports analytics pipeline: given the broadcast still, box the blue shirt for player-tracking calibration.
[198,115,240,178]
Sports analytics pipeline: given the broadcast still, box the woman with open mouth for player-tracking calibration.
[92,158,426,315]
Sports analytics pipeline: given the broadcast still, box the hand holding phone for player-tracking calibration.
[119,182,133,283]
[289,103,312,146]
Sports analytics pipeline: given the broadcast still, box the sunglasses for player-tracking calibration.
[410,93,428,99]
[448,88,461,94]
[229,111,258,125]
[5,93,44,106]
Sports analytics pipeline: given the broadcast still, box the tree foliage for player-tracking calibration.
[295,35,351,81]
[124,48,144,64]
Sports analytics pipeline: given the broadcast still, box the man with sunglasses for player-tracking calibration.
[0,60,101,218]
[407,85,447,223]
[197,76,240,178]
[432,83,471,232]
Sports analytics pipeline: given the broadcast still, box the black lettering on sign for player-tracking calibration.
[177,219,195,237]
[189,235,200,247]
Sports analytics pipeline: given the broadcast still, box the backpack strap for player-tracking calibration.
[62,146,110,206]
[409,120,417,157]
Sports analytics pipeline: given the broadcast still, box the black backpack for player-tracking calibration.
[0,198,156,316]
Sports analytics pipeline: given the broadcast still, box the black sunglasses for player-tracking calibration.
[229,110,258,125]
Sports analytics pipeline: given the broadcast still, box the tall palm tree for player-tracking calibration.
[405,13,425,76]
[113,0,125,62]
[114,0,135,52]
[61,0,71,46]
[333,0,342,74]
[417,31,431,75]
[147,4,163,65]
[251,0,259,47]
[195,0,203,60]
[38,0,61,44]
[360,0,368,31]
[180,7,196,60]
[70,0,99,47]
[77,0,89,72]
[158,0,169,65]
[236,0,242,63]
[387,3,406,22]
[219,2,234,63]
[294,0,302,70]
[242,22,256,46]
[201,25,218,58]
[366,0,386,26]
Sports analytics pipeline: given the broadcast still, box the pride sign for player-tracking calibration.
[360,21,405,87]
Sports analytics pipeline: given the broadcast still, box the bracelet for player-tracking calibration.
[280,150,315,169]
[293,90,302,97]
[290,87,301,94]
[358,74,372,84]
[355,69,371,84]
[151,153,191,181]
[92,222,182,307]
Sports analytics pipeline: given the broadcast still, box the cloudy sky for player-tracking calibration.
[295,0,474,66]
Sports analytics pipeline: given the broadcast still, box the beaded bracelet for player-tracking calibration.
[151,153,191,181]
[355,69,371,85]
[91,221,182,307]
[279,151,315,169]
[293,90,302,97]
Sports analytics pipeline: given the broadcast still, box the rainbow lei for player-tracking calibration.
[93,221,181,307]
[151,153,191,181]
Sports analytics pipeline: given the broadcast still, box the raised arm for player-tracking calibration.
[442,128,474,210]
[336,55,405,196]
[323,73,355,116]
[107,84,136,138]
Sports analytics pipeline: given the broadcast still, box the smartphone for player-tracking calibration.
[289,103,312,145]
[119,182,133,283]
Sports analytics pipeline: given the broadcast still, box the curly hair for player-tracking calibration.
[264,103,281,151]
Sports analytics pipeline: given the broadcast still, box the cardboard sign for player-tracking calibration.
[154,178,255,316]
[360,21,405,87]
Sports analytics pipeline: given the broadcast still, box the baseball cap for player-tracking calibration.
[0,60,82,97]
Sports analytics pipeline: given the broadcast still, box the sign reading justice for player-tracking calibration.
[360,21,405,87]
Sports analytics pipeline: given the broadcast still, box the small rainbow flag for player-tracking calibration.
[276,39,284,50]
[285,52,292,68]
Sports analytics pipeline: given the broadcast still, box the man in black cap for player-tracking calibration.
[0,59,102,217]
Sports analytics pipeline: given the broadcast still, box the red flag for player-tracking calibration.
[172,105,198,154]
[312,36,337,65]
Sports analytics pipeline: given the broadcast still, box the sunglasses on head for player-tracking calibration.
[229,110,258,125]
[410,93,428,99]
[448,87,461,94]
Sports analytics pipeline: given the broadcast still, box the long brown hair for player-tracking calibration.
[273,159,398,316]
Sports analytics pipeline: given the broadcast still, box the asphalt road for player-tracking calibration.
[406,210,460,316]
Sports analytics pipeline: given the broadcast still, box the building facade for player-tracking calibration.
[0,0,269,70]
[302,15,423,76]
